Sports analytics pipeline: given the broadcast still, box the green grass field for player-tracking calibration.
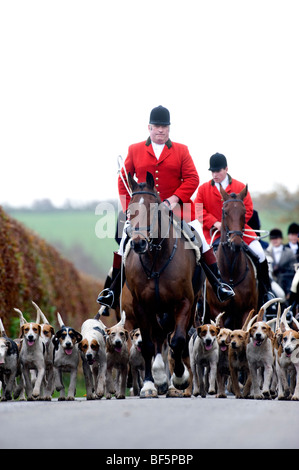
[7,204,298,280]
[9,209,119,279]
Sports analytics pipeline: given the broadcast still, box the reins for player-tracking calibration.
[127,189,178,307]
[220,196,250,286]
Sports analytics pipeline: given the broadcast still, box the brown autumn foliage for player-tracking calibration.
[0,205,106,336]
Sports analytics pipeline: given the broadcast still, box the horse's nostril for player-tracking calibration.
[131,238,148,254]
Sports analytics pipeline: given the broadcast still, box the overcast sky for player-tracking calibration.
[1,0,298,207]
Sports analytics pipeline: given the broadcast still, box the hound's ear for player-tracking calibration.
[75,331,83,343]
[129,329,135,340]
[19,325,25,338]
[52,332,61,350]
[276,333,283,347]
[124,330,129,341]
[268,327,275,340]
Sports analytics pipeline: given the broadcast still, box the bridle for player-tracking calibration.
[221,196,249,286]
[221,196,245,246]
[127,190,173,252]
[126,189,178,303]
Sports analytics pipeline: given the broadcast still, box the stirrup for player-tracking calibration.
[216,283,235,302]
[97,288,114,308]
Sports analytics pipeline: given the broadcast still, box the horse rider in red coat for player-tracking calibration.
[194,152,275,306]
[97,106,234,313]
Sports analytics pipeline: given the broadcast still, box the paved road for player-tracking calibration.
[0,395,298,450]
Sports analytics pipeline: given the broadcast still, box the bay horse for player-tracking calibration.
[123,172,204,398]
[206,185,258,329]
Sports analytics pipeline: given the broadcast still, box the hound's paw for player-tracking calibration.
[254,394,264,400]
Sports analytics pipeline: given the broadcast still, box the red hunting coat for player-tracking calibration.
[118,138,199,222]
[194,176,256,245]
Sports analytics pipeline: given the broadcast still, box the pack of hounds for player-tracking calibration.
[0,297,298,401]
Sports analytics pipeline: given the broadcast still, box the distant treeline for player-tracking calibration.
[3,198,119,213]
[3,184,299,214]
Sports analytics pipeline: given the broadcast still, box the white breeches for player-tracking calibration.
[248,239,266,263]
[290,268,299,293]
[118,219,210,255]
[188,219,210,253]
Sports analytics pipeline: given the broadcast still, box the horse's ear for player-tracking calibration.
[146,172,155,189]
[219,184,230,201]
[239,184,248,201]
[128,172,138,192]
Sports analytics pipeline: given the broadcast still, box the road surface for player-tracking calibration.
[0,395,298,451]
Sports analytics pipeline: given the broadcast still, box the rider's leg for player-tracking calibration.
[288,269,299,320]
[248,239,276,304]
[97,222,129,310]
[189,220,235,302]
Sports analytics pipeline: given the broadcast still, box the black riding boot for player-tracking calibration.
[257,259,277,318]
[287,291,299,321]
[97,252,122,312]
[201,248,235,302]
[257,259,276,301]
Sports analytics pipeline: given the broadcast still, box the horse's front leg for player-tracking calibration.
[169,299,191,390]
[139,332,157,398]
[134,302,158,398]
[152,337,169,395]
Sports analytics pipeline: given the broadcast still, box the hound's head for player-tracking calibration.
[217,327,232,352]
[228,329,249,350]
[130,328,143,352]
[280,329,299,359]
[249,321,274,347]
[79,328,105,365]
[40,324,55,344]
[197,324,219,351]
[53,327,82,355]
[106,325,129,353]
[20,323,41,346]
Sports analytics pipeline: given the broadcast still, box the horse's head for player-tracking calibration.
[127,172,164,254]
[220,185,248,250]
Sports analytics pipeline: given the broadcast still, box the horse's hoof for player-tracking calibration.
[140,389,158,398]
[140,382,158,398]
